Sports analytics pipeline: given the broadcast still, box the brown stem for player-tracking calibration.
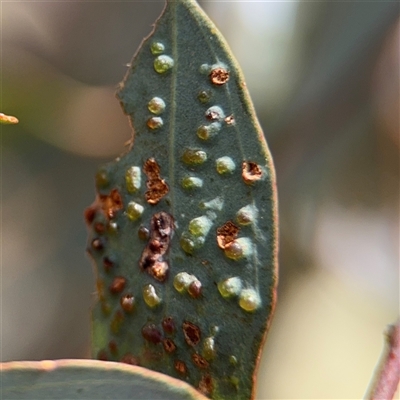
[367,320,400,400]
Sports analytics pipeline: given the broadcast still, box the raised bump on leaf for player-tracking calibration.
[148,97,166,115]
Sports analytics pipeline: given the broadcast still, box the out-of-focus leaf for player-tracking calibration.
[1,359,208,400]
[0,112,18,125]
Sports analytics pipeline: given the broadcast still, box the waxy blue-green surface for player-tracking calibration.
[89,1,278,399]
[1,360,208,400]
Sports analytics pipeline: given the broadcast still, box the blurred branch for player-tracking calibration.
[367,320,400,400]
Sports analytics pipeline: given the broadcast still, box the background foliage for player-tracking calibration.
[1,1,398,399]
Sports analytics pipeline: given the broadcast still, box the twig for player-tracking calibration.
[367,320,400,400]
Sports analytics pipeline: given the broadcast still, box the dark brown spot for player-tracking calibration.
[138,226,150,240]
[163,338,176,353]
[242,161,263,184]
[100,189,123,220]
[120,294,135,312]
[94,222,106,234]
[153,212,173,237]
[210,68,229,85]
[143,158,169,205]
[174,360,187,375]
[205,109,221,121]
[142,324,163,344]
[192,353,209,369]
[141,255,156,270]
[139,212,174,282]
[149,239,161,252]
[183,321,201,346]
[110,310,124,334]
[216,221,239,249]
[84,206,97,224]
[198,374,213,396]
[225,115,235,125]
[147,117,162,130]
[109,276,126,294]
[188,280,202,298]
[92,237,105,251]
[162,317,176,334]
[108,340,118,354]
[97,350,108,361]
[120,353,139,365]
[103,256,116,272]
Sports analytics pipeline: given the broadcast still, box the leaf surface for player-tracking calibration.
[87,1,278,399]
[1,359,207,400]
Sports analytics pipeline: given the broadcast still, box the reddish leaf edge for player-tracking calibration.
[366,320,400,400]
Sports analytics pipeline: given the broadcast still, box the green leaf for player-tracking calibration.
[86,0,278,399]
[1,359,208,400]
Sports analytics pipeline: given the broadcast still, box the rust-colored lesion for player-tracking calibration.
[242,161,263,184]
[94,221,106,234]
[225,114,235,125]
[174,360,187,375]
[192,353,209,369]
[198,374,213,396]
[152,261,169,281]
[163,338,177,353]
[103,256,115,273]
[84,205,97,224]
[141,324,163,344]
[210,68,229,85]
[188,280,202,298]
[84,188,123,228]
[162,316,176,334]
[109,276,126,294]
[100,189,123,219]
[182,321,201,346]
[143,158,169,205]
[216,221,239,249]
[120,294,135,312]
[139,212,174,282]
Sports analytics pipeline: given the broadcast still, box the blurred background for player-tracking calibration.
[1,1,398,399]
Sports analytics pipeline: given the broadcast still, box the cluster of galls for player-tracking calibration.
[139,212,174,282]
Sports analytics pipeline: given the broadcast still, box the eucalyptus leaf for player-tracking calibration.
[87,0,278,399]
[1,359,208,400]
